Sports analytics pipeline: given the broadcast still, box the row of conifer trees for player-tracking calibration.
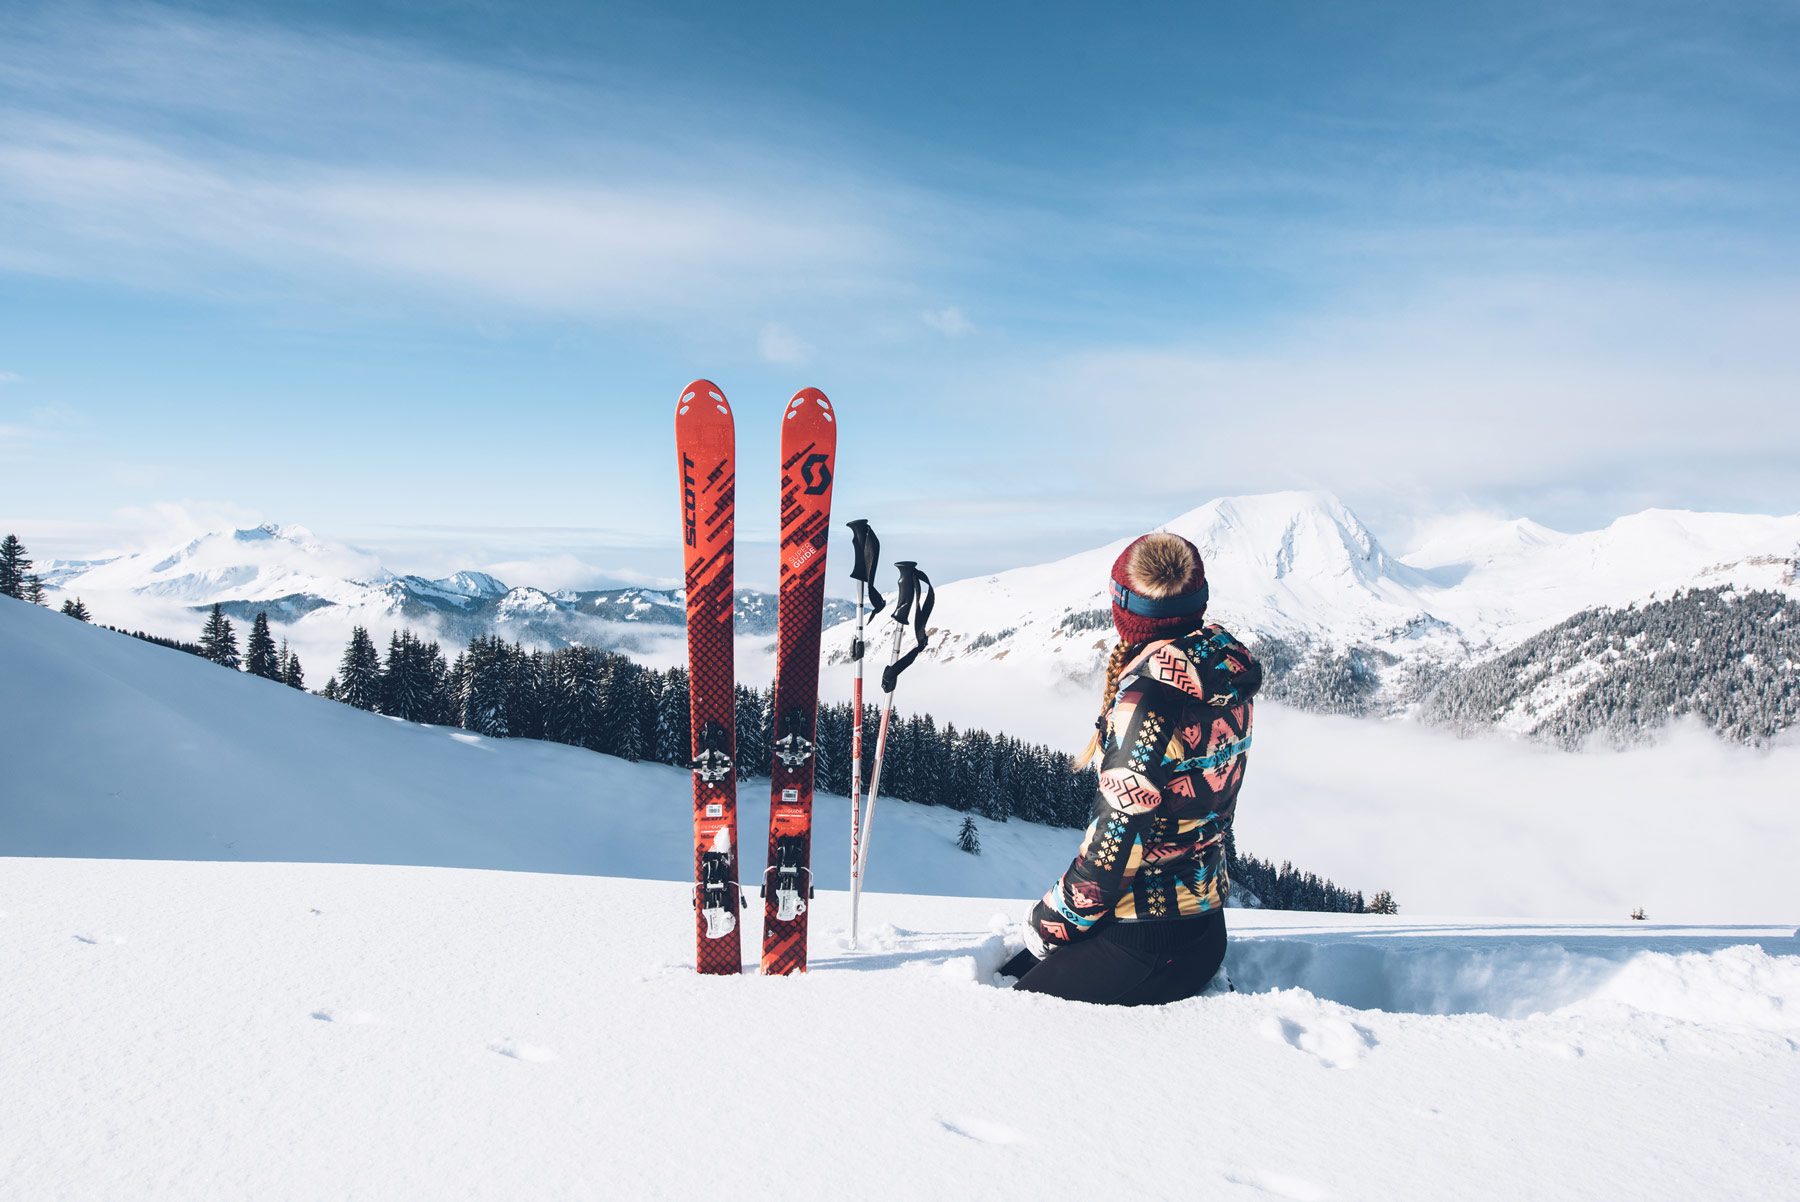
[298,621,1383,912]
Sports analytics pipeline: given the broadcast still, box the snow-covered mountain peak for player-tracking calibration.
[1401,514,1568,572]
[495,586,560,619]
[63,522,392,606]
[1163,490,1412,591]
[435,570,509,599]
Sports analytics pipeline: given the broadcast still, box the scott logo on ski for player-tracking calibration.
[801,453,832,496]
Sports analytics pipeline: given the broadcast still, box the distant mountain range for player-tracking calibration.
[820,491,1800,744]
[40,493,1800,746]
[42,523,852,654]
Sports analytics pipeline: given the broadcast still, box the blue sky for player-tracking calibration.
[2,0,1797,587]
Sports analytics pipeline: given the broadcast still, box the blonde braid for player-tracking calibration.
[1072,640,1144,769]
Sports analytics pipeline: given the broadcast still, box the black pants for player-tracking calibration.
[1005,911,1227,1006]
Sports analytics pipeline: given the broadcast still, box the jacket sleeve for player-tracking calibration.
[1030,677,1177,952]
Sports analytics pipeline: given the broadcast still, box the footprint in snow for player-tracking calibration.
[936,1115,1025,1145]
[490,1040,556,1063]
[1263,1014,1376,1069]
[1219,1165,1331,1200]
[311,1009,379,1025]
[73,933,126,945]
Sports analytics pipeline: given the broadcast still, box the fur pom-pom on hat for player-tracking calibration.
[1109,532,1208,644]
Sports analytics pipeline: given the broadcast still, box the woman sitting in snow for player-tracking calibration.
[1004,532,1261,1004]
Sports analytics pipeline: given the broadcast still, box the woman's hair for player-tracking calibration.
[1072,638,1144,770]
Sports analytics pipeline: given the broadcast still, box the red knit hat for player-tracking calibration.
[1109,532,1209,645]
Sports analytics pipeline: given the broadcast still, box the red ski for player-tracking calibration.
[760,387,838,975]
[676,379,741,975]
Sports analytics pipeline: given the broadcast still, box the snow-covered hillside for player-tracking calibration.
[0,596,1064,898]
[4,857,1797,1201]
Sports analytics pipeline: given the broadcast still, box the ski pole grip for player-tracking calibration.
[891,561,918,625]
[880,564,933,693]
[847,519,885,615]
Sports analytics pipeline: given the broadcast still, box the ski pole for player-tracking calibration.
[844,520,884,949]
[851,559,933,946]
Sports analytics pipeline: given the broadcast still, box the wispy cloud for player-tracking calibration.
[0,10,919,321]
[0,119,897,317]
[0,371,20,384]
[922,306,973,337]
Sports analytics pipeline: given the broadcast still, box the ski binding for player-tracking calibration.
[764,836,813,922]
[691,721,734,783]
[773,731,814,768]
[695,852,741,939]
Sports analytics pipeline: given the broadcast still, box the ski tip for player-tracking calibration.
[785,387,834,425]
[677,380,732,420]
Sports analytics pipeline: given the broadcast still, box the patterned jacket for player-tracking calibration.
[1030,625,1262,951]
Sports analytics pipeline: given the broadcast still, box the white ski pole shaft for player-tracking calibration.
[853,619,906,916]
[848,581,867,947]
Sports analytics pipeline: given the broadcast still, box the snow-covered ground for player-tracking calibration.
[4,857,1797,1201]
[5,575,1800,1199]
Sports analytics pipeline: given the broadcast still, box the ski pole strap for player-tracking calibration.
[880,563,934,693]
[846,519,885,616]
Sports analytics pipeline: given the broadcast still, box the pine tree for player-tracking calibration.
[245,613,280,679]
[199,604,241,668]
[338,626,381,710]
[321,675,340,701]
[279,641,306,690]
[60,597,92,622]
[653,668,690,766]
[510,646,547,741]
[1366,890,1398,916]
[956,814,981,855]
[378,630,447,721]
[461,636,511,735]
[735,684,766,780]
[0,533,29,599]
[24,574,46,605]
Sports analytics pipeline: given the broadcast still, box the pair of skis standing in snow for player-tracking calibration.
[675,379,931,976]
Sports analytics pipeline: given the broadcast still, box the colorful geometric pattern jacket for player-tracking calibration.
[1030,625,1262,952]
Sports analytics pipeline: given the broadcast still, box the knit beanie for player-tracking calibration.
[1109,532,1209,645]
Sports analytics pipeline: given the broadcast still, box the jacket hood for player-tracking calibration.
[1121,624,1262,709]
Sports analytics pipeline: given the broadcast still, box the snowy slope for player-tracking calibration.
[1405,507,1800,648]
[3,857,1797,1201]
[0,596,1068,898]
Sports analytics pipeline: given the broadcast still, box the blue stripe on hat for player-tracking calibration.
[1110,578,1209,618]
